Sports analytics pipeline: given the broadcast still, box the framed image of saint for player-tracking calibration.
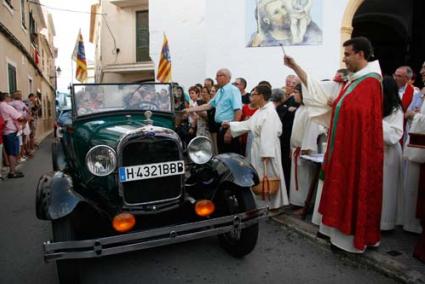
[246,0,323,47]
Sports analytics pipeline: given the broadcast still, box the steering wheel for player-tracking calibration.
[138,101,159,111]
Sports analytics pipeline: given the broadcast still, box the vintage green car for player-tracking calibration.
[36,83,267,283]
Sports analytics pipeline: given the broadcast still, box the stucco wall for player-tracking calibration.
[100,1,148,65]
[150,0,206,89]
[0,35,36,96]
[150,0,350,90]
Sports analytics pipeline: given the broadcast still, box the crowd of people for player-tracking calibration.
[0,91,41,180]
[176,37,425,262]
[0,36,423,262]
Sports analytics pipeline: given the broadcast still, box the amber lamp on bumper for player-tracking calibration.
[195,200,215,217]
[113,212,136,233]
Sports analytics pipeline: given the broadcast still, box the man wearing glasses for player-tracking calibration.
[186,68,242,154]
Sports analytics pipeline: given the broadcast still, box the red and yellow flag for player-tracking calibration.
[156,34,172,83]
[72,30,88,83]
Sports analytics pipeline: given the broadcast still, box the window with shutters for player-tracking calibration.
[29,11,37,45]
[136,11,150,62]
[8,64,17,94]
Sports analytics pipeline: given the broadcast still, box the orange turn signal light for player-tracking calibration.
[195,200,215,217]
[112,212,136,233]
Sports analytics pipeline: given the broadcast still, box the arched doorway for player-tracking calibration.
[349,0,425,85]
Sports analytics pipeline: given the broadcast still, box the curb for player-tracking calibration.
[36,130,53,144]
[272,214,425,284]
[12,131,52,172]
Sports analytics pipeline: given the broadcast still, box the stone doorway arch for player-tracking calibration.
[340,0,425,78]
[339,0,364,65]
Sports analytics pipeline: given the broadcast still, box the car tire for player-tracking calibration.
[52,216,80,284]
[218,187,259,258]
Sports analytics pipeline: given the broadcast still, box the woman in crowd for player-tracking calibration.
[196,87,212,141]
[174,85,186,111]
[380,76,404,230]
[210,85,218,98]
[9,91,30,161]
[223,84,289,210]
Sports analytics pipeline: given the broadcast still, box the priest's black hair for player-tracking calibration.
[343,36,374,61]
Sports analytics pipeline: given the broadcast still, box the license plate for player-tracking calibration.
[119,160,185,183]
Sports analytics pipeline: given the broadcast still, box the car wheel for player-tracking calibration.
[217,187,259,258]
[52,216,80,284]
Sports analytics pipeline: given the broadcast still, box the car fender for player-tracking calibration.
[36,171,86,220]
[212,153,259,188]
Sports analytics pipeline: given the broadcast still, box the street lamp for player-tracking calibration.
[50,66,62,91]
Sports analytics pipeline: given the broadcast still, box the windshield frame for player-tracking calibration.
[71,82,175,120]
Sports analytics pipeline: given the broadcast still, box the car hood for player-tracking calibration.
[73,115,175,149]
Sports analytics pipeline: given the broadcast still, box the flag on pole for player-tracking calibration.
[72,30,88,83]
[156,34,172,83]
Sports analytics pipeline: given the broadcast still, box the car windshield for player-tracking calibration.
[72,83,173,116]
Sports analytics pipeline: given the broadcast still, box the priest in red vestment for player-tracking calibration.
[284,37,383,253]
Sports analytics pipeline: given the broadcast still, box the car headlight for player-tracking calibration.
[86,145,117,176]
[187,136,213,165]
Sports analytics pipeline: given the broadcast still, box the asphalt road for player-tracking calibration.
[0,136,397,284]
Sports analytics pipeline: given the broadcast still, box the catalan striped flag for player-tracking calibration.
[156,34,172,83]
[72,30,88,83]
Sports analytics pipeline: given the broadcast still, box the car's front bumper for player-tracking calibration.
[43,207,268,262]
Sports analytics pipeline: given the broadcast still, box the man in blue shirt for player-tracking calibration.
[186,68,242,153]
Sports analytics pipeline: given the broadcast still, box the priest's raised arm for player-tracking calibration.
[283,55,343,127]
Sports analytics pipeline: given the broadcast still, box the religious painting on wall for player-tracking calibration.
[246,0,323,47]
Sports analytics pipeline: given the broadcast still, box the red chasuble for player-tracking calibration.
[319,73,383,250]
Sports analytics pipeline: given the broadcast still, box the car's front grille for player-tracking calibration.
[120,138,183,205]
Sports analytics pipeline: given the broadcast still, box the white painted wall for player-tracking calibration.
[150,0,206,89]
[101,1,148,65]
[151,0,349,90]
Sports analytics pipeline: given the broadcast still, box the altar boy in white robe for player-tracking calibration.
[223,85,289,209]
[289,84,322,208]
[381,76,404,230]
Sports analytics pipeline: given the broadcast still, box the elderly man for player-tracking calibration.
[393,66,421,112]
[285,37,383,253]
[283,74,300,97]
[234,77,251,104]
[186,68,242,154]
